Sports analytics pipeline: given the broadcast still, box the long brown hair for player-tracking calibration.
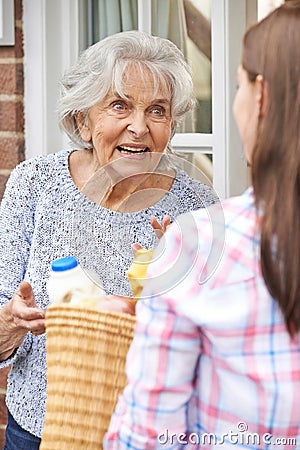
[242,1,300,337]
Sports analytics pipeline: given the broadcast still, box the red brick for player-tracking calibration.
[0,64,24,95]
[0,367,9,439]
[13,27,24,59]
[15,0,23,21]
[0,101,24,132]
[0,368,10,389]
[0,47,14,58]
[0,426,6,449]
[0,135,25,169]
[0,393,7,425]
[0,173,9,199]
[0,47,17,60]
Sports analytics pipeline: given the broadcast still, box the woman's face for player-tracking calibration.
[78,65,173,178]
[233,65,261,164]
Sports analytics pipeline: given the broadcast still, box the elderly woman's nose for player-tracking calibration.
[127,111,149,137]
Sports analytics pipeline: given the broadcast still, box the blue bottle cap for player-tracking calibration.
[51,256,78,272]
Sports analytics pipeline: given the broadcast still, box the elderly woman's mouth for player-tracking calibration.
[116,145,149,154]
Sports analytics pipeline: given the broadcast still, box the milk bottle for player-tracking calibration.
[47,256,106,307]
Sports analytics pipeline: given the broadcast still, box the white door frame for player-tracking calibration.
[23,0,80,159]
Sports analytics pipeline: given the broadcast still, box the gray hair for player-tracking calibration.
[57,30,195,149]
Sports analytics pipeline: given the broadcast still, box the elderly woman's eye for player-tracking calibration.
[150,106,165,116]
[112,101,127,111]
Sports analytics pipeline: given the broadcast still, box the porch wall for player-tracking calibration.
[0,0,24,446]
[0,0,24,200]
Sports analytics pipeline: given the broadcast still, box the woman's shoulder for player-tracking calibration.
[14,149,70,176]
[173,169,219,207]
[9,149,71,188]
[2,150,72,206]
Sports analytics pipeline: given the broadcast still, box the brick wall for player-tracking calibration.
[0,0,24,200]
[0,0,24,446]
[0,368,10,446]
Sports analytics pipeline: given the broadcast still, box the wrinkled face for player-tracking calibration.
[233,65,260,164]
[77,64,173,179]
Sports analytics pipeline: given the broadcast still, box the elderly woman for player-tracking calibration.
[0,30,217,449]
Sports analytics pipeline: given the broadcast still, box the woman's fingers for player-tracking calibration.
[150,216,164,239]
[15,281,36,308]
[30,323,46,336]
[162,215,171,231]
[131,243,143,255]
[150,215,171,240]
[11,282,45,329]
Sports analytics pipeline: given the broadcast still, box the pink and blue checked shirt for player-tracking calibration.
[104,188,300,449]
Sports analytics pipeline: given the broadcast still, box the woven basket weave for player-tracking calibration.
[40,304,136,450]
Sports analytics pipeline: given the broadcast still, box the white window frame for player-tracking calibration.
[23,0,255,199]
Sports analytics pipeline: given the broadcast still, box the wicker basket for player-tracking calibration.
[40,304,136,450]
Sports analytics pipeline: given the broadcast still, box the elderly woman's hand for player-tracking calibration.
[97,295,136,316]
[132,215,171,255]
[0,282,45,361]
[150,214,171,240]
[9,282,46,336]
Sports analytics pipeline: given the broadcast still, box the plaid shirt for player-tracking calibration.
[104,188,300,449]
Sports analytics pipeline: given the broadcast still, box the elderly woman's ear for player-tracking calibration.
[75,112,92,142]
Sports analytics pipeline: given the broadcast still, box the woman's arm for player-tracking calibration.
[0,163,43,362]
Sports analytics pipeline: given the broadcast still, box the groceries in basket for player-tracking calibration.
[47,256,106,307]
[42,256,136,450]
